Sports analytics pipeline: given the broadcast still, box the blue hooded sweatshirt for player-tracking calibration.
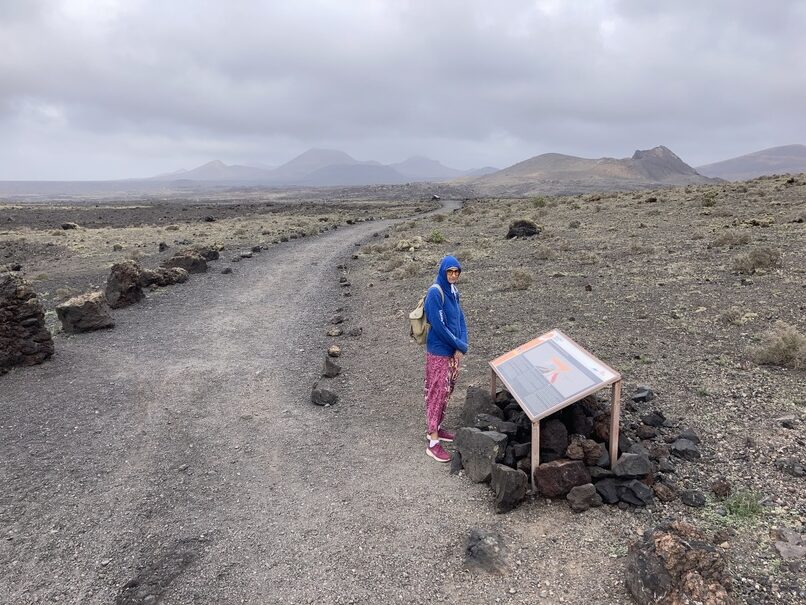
[425,255,468,356]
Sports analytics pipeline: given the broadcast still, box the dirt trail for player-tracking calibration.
[1,202,632,604]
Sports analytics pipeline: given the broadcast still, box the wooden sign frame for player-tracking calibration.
[488,329,622,490]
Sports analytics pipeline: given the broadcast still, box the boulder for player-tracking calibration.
[652,481,678,503]
[582,439,605,466]
[681,490,707,508]
[490,463,528,513]
[533,459,590,498]
[474,413,518,435]
[678,427,701,444]
[0,273,54,374]
[139,267,189,287]
[105,260,144,309]
[506,219,540,239]
[567,483,603,513]
[625,520,732,605]
[540,418,569,459]
[461,386,503,426]
[635,425,657,440]
[311,382,338,406]
[161,253,207,274]
[595,478,619,504]
[61,222,79,230]
[56,291,114,334]
[322,356,341,378]
[671,438,701,461]
[455,428,508,483]
[613,453,653,478]
[465,529,505,574]
[631,386,655,403]
[616,480,655,507]
[641,410,666,427]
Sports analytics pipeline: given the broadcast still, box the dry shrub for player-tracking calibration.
[712,230,750,247]
[50,230,66,237]
[393,263,418,280]
[384,258,404,272]
[432,214,445,223]
[750,321,806,369]
[534,243,556,260]
[165,225,180,231]
[510,269,533,291]
[578,251,599,265]
[731,246,781,274]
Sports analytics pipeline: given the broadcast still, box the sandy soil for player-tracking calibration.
[1,176,804,604]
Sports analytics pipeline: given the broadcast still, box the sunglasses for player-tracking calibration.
[446,268,460,275]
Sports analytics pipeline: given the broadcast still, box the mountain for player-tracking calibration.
[696,144,806,180]
[301,164,408,186]
[270,148,361,181]
[149,160,271,181]
[470,146,716,195]
[390,156,464,181]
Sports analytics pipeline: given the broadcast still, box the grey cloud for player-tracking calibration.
[0,0,804,178]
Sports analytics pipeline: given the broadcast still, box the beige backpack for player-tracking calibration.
[408,284,444,344]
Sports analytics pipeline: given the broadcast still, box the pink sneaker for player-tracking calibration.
[426,442,452,463]
[437,428,455,443]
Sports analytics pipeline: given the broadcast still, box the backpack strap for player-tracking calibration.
[428,283,445,304]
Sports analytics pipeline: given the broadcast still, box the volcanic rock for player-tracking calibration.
[105,260,144,308]
[490,463,528,513]
[533,459,590,498]
[162,253,207,274]
[474,413,518,435]
[540,418,569,458]
[613,453,653,478]
[322,356,341,378]
[56,291,114,334]
[455,428,508,483]
[0,273,54,374]
[616,480,655,507]
[671,438,701,461]
[461,386,503,426]
[681,490,707,508]
[465,529,505,574]
[625,520,732,605]
[311,382,338,406]
[506,219,540,239]
[567,483,603,512]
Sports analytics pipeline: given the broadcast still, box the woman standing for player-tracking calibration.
[423,255,468,462]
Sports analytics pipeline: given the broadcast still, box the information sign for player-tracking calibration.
[489,329,620,421]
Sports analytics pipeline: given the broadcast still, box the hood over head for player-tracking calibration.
[435,255,462,293]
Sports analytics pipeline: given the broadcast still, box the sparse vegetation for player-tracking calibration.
[510,269,533,290]
[712,230,750,247]
[731,246,782,274]
[750,321,806,369]
[724,490,764,522]
[427,229,445,243]
[530,196,547,208]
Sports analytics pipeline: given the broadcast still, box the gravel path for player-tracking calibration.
[1,204,633,604]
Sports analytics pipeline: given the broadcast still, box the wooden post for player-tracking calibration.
[531,420,540,492]
[609,380,622,470]
[490,367,497,401]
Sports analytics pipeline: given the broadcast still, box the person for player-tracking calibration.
[423,255,468,462]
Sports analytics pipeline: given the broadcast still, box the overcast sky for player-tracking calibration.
[1,0,804,180]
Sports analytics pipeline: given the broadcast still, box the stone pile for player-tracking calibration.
[106,260,192,309]
[0,272,54,374]
[454,386,702,514]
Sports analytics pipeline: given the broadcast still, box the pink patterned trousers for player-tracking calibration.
[424,353,460,434]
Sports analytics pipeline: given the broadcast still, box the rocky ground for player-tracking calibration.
[348,174,805,603]
[0,175,804,604]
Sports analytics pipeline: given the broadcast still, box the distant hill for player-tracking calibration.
[469,146,716,195]
[145,149,485,187]
[696,144,806,180]
[150,160,270,181]
[301,164,408,186]
[390,156,464,181]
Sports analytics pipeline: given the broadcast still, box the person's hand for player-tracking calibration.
[454,351,464,362]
